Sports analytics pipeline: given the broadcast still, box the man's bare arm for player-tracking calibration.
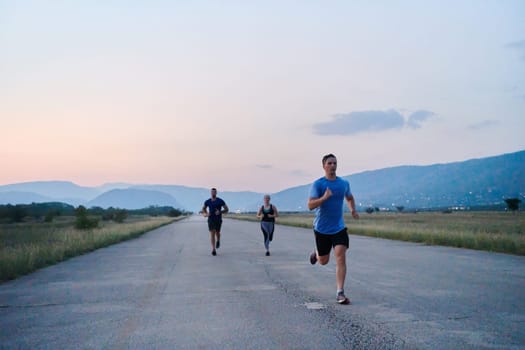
[346,195,359,219]
[308,188,332,210]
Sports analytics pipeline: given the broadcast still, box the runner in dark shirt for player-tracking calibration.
[202,188,229,256]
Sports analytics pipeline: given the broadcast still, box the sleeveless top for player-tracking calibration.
[261,204,275,222]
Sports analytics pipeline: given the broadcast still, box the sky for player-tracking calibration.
[1,0,524,193]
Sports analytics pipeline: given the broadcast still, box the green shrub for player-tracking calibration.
[75,206,99,229]
[114,209,128,223]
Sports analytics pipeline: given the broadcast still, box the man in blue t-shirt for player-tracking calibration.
[202,188,229,256]
[308,154,359,304]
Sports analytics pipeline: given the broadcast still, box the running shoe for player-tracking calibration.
[216,240,220,249]
[336,292,351,305]
[212,250,216,256]
[309,251,317,265]
[265,251,270,256]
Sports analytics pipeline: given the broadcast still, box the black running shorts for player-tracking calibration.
[208,219,222,232]
[314,227,349,256]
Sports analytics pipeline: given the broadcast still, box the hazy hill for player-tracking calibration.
[0,150,523,211]
[0,191,53,205]
[266,185,311,212]
[131,185,262,213]
[221,191,264,213]
[347,150,524,209]
[131,185,211,212]
[87,189,181,210]
[272,150,525,211]
[0,181,100,204]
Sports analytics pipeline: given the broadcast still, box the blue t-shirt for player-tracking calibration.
[204,198,226,221]
[309,176,352,234]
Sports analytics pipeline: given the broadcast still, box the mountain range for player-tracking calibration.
[1,150,523,212]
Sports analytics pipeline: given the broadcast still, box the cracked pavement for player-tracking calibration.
[0,216,524,349]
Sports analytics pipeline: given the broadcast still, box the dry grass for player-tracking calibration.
[0,215,178,282]
[230,211,525,255]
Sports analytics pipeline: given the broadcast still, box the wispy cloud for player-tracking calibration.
[256,164,272,169]
[505,39,525,60]
[467,120,499,130]
[505,40,525,49]
[290,169,309,177]
[313,109,434,136]
[313,110,404,135]
[407,110,435,129]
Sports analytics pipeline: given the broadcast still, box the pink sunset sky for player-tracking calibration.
[2,1,524,193]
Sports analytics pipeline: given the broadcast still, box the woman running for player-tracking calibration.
[256,194,279,256]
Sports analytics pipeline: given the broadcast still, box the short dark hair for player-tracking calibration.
[322,154,336,165]
[211,188,217,191]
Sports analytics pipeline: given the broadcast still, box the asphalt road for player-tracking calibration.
[1,216,524,349]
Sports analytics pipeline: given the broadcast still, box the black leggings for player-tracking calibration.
[260,221,274,250]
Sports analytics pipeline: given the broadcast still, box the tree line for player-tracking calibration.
[0,202,188,224]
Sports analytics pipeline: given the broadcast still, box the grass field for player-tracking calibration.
[0,215,179,282]
[2,211,522,282]
[230,211,525,256]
